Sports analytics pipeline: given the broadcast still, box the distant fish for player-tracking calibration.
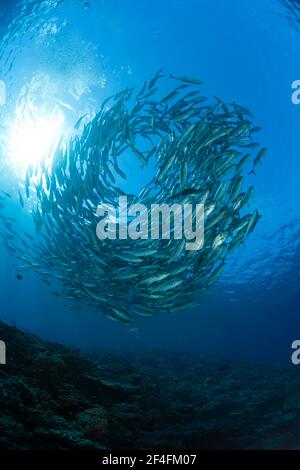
[18,190,24,209]
[74,113,88,130]
[55,98,74,112]
[129,327,140,336]
[249,148,267,174]
[169,74,204,85]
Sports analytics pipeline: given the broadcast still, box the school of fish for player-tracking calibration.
[0,71,266,324]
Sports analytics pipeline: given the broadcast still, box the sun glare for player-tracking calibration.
[7,112,64,170]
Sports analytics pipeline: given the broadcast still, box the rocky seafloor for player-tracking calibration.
[0,320,300,450]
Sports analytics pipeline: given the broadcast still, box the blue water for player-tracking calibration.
[0,0,300,364]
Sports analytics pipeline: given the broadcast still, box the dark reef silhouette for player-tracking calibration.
[0,321,300,449]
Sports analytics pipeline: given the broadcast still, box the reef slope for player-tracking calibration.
[0,321,299,450]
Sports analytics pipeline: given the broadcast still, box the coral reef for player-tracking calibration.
[0,321,299,449]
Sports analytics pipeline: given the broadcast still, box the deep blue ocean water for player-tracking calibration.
[0,0,300,364]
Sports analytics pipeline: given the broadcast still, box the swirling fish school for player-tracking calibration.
[0,72,265,323]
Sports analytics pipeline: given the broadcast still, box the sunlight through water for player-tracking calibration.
[7,111,65,170]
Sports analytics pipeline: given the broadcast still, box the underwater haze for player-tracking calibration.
[0,0,300,367]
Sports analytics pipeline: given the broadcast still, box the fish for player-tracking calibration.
[148,68,165,89]
[141,273,170,285]
[245,210,261,237]
[170,187,203,199]
[0,73,264,324]
[249,148,267,174]
[230,176,244,201]
[18,190,24,209]
[160,89,180,105]
[235,153,251,174]
[169,74,204,85]
[212,232,227,250]
[130,145,148,165]
[74,113,88,130]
